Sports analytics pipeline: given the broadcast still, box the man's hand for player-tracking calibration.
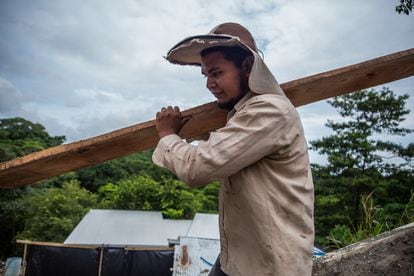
[155,106,189,139]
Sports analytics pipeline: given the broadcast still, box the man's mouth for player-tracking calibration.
[212,92,225,99]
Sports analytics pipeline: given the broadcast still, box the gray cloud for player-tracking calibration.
[0,78,23,114]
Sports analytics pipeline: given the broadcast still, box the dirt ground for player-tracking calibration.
[312,223,414,276]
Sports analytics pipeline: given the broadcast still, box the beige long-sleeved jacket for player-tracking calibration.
[153,91,314,275]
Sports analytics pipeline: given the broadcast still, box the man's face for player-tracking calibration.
[201,51,249,110]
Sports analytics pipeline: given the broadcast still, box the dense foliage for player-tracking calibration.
[0,117,219,258]
[17,180,98,242]
[396,0,413,15]
[98,175,218,219]
[0,87,412,258]
[0,117,65,162]
[311,88,413,249]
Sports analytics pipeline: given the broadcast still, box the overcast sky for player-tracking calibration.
[0,0,413,164]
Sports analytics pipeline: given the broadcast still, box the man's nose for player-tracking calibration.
[206,77,216,91]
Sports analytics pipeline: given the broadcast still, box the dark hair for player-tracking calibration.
[200,46,252,69]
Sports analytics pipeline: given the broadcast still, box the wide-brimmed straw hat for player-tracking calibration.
[166,22,285,96]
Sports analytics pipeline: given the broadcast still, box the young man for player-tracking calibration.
[153,23,314,276]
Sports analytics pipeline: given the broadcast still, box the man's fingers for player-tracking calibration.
[156,106,181,120]
[182,116,192,126]
[160,106,179,112]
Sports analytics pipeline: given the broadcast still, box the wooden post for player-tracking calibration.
[97,247,104,276]
[21,242,28,276]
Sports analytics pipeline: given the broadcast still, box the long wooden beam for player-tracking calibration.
[1,48,413,188]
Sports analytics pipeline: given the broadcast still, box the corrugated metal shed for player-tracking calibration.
[64,209,192,246]
[186,213,219,240]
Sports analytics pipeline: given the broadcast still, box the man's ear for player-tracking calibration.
[241,55,254,77]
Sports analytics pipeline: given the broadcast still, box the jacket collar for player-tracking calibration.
[227,90,255,119]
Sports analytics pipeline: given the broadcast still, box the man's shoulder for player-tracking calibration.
[241,93,294,113]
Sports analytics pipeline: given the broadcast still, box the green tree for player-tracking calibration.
[396,0,413,15]
[76,150,175,192]
[99,175,163,211]
[0,117,65,162]
[99,175,218,219]
[0,117,66,258]
[17,180,98,242]
[311,88,413,246]
[197,182,220,214]
[161,180,219,219]
[0,187,30,259]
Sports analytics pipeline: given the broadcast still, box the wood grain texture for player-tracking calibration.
[1,48,413,188]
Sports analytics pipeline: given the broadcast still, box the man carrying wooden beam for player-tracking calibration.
[152,22,314,276]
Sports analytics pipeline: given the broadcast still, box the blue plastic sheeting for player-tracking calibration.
[313,246,326,258]
[5,257,21,276]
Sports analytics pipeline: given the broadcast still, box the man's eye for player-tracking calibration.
[212,71,221,77]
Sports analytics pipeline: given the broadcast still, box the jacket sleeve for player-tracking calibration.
[152,96,299,187]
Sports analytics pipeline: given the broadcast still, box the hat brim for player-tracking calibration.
[166,34,252,66]
[165,33,286,97]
